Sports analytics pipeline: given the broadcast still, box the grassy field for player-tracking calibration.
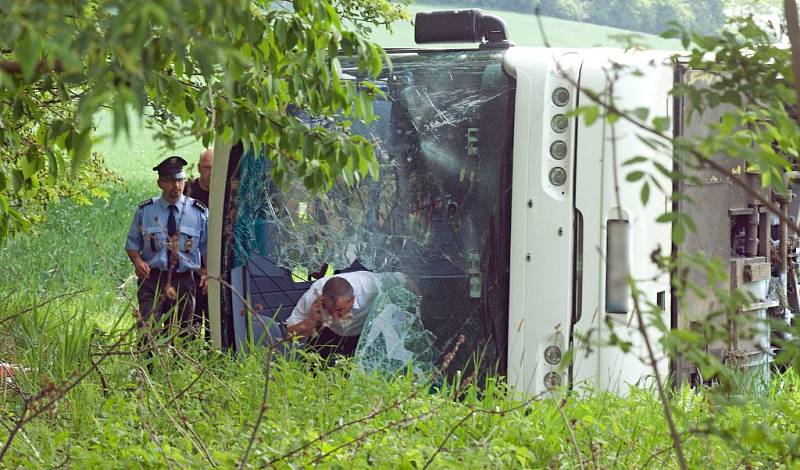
[0,11,796,470]
[369,4,681,49]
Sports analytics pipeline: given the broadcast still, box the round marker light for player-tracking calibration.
[544,371,562,390]
[549,167,567,186]
[544,345,562,365]
[552,87,570,106]
[551,114,569,133]
[550,141,568,160]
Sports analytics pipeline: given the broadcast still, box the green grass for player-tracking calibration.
[93,113,207,184]
[369,3,681,49]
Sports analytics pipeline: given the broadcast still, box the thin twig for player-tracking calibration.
[312,409,439,466]
[631,292,687,469]
[136,371,179,470]
[238,344,274,469]
[0,288,91,327]
[166,365,207,406]
[265,337,471,466]
[0,324,138,462]
[606,74,687,470]
[139,367,217,467]
[556,400,587,470]
[172,348,238,400]
[422,392,545,469]
[266,387,422,465]
[639,443,676,469]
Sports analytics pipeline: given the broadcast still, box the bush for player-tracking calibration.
[538,0,588,22]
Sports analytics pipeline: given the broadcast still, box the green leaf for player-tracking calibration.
[17,34,40,82]
[656,212,678,223]
[669,329,703,345]
[71,129,92,175]
[640,181,650,205]
[623,156,648,166]
[682,214,698,233]
[626,171,645,182]
[639,135,666,151]
[660,29,680,39]
[673,222,685,245]
[581,106,600,126]
[632,107,649,121]
[184,95,195,114]
[10,169,23,193]
[652,116,670,133]
[719,113,737,134]
[652,161,672,179]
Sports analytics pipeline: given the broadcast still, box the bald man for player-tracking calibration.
[184,148,213,340]
[184,148,213,207]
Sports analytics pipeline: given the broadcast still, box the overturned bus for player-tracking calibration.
[205,10,796,395]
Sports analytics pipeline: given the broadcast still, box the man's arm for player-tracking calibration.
[125,210,149,279]
[286,314,319,338]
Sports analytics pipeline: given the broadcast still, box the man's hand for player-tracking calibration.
[127,250,150,280]
[198,267,208,295]
[133,258,151,279]
[287,301,321,339]
[310,296,324,320]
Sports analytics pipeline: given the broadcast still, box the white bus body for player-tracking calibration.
[206,10,788,395]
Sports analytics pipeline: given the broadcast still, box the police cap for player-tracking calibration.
[153,156,188,180]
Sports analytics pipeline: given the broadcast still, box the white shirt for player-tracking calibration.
[286,271,405,337]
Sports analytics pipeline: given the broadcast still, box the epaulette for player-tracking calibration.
[192,199,208,212]
[138,199,154,209]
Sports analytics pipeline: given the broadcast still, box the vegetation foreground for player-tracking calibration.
[0,130,797,468]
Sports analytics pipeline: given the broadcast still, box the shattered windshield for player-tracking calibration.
[228,49,515,379]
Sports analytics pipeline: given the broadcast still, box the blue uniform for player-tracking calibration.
[125,195,208,272]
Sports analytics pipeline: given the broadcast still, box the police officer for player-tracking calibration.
[125,156,208,341]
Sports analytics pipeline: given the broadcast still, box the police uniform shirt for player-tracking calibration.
[125,195,208,273]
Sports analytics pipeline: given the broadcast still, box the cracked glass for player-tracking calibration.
[228,49,515,379]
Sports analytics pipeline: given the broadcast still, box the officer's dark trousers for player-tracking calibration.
[136,270,196,350]
[308,328,359,362]
[192,272,210,342]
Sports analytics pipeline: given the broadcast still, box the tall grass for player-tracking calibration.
[0,70,797,470]
[3,340,800,467]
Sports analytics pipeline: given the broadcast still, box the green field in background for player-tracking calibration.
[93,114,207,182]
[368,4,681,49]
